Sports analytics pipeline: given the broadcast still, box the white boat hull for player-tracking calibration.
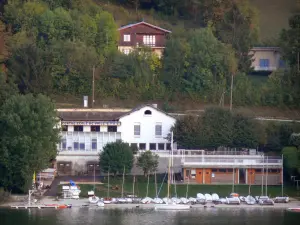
[155,204,191,210]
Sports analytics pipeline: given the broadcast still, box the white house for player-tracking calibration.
[55,104,176,175]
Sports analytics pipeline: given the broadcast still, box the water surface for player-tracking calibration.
[1,208,300,225]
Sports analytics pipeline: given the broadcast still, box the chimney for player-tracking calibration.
[83,96,88,108]
[152,104,158,108]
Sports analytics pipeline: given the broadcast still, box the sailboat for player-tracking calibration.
[89,164,100,204]
[155,132,191,210]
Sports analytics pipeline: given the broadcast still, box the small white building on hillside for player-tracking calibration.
[56,104,176,175]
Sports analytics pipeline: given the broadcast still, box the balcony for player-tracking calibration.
[254,66,278,71]
[181,155,282,168]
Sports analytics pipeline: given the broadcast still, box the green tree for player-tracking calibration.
[231,113,259,148]
[0,94,60,192]
[0,70,17,106]
[173,115,202,149]
[137,151,159,176]
[282,146,300,176]
[99,141,134,176]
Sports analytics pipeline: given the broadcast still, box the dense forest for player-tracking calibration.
[0,0,299,108]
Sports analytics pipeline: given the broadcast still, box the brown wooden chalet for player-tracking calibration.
[118,21,171,58]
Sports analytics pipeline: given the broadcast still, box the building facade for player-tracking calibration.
[249,47,286,73]
[118,21,171,58]
[56,105,176,175]
[181,150,283,185]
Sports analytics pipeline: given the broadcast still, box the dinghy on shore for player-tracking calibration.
[212,193,221,204]
[225,197,240,205]
[196,193,206,204]
[89,196,99,204]
[245,195,256,205]
[274,196,289,203]
[204,194,213,203]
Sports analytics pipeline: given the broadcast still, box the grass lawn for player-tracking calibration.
[58,176,300,198]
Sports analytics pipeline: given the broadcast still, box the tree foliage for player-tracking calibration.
[137,151,159,176]
[99,141,134,176]
[0,94,60,193]
[173,107,260,149]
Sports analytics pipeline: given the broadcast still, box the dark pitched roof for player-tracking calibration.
[58,111,128,121]
[118,21,171,33]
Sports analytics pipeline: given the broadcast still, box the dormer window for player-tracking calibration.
[124,34,130,42]
[144,110,152,115]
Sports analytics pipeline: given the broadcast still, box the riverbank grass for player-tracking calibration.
[58,177,300,198]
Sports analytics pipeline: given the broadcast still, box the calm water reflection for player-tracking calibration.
[1,208,300,225]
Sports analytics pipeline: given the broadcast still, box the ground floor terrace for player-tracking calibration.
[182,168,282,185]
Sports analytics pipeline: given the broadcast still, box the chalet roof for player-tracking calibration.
[57,104,175,121]
[118,104,176,120]
[58,110,129,121]
[118,21,172,33]
[250,46,281,51]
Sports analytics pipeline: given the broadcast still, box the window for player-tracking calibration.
[124,34,130,42]
[150,143,156,150]
[108,126,117,132]
[259,59,270,68]
[139,143,146,150]
[91,126,100,132]
[212,169,218,172]
[143,35,155,46]
[144,110,152,115]
[61,139,66,150]
[227,168,233,172]
[191,169,196,175]
[92,139,97,151]
[255,169,262,173]
[80,143,85,150]
[73,142,79,150]
[134,124,140,136]
[74,126,83,132]
[155,123,162,136]
[219,169,227,173]
[166,143,171,150]
[62,125,68,131]
[123,49,130,55]
[158,143,165,150]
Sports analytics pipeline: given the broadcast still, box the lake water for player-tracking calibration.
[1,208,300,225]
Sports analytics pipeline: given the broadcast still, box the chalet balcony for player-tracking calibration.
[181,155,282,168]
[254,66,278,71]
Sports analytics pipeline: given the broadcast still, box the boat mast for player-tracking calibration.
[155,171,158,198]
[107,166,110,198]
[167,132,173,199]
[93,164,96,190]
[186,173,189,199]
[122,165,125,198]
[281,154,284,197]
[265,155,268,196]
[146,174,150,197]
[261,155,264,196]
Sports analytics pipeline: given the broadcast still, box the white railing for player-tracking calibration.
[181,156,282,167]
[254,66,277,71]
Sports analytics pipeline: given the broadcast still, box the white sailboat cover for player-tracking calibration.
[204,194,213,202]
[196,193,205,200]
[212,193,219,201]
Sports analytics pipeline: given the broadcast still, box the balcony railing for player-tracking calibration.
[181,156,282,167]
[254,66,277,71]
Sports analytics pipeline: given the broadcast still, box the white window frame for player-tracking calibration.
[124,34,131,42]
[123,49,130,55]
[134,123,140,136]
[155,123,162,137]
[143,35,156,46]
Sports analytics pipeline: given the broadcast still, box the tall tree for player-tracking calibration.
[99,141,134,176]
[0,94,60,192]
[137,151,159,176]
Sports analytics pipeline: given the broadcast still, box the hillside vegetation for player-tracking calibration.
[0,0,300,114]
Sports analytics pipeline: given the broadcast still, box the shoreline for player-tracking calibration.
[1,197,300,210]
